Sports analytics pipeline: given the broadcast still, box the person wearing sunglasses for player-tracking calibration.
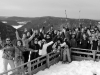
[0,37,15,75]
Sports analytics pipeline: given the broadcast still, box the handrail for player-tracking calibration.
[0,54,48,75]
[1,47,100,75]
[0,50,60,75]
[71,47,97,61]
[71,47,93,51]
[72,51,94,55]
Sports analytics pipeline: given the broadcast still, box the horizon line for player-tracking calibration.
[0,15,100,21]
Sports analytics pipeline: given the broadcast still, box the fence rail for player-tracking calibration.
[0,51,60,75]
[71,48,97,61]
[1,48,100,75]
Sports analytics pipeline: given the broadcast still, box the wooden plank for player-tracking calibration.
[28,62,32,75]
[31,53,60,75]
[49,55,60,66]
[93,51,96,61]
[31,58,46,67]
[49,59,56,66]
[96,53,100,56]
[46,54,50,68]
[54,56,60,64]
[0,55,47,75]
[31,64,47,75]
[72,50,93,53]
[1,52,60,75]
[72,56,93,61]
[49,52,60,58]
[72,51,94,55]
[71,48,93,51]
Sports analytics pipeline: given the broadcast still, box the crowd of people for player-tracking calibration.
[0,24,100,75]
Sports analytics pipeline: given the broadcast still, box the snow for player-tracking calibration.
[0,50,11,73]
[2,21,7,23]
[12,25,23,29]
[35,61,100,75]
[0,50,100,75]
[17,21,28,25]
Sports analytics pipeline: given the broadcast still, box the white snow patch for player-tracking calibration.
[17,21,27,25]
[2,21,7,24]
[12,25,23,29]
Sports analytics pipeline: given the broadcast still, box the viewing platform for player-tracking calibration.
[0,48,100,75]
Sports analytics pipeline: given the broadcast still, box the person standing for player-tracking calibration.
[80,34,89,49]
[15,29,35,68]
[0,37,15,75]
[14,40,34,74]
[70,34,77,48]
[91,36,98,50]
[30,38,40,60]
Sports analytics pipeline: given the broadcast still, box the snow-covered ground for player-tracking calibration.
[35,61,100,75]
[0,50,100,75]
[0,50,11,73]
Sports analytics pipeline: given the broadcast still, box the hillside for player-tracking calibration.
[0,16,99,27]
[19,16,99,31]
[0,22,21,40]
[0,16,31,26]
[0,16,99,32]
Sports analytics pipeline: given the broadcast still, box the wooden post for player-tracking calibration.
[28,62,32,75]
[46,54,50,68]
[93,51,96,61]
[60,49,63,61]
[66,48,71,63]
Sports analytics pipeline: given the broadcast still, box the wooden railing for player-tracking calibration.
[0,51,60,75]
[71,48,97,61]
[1,48,100,75]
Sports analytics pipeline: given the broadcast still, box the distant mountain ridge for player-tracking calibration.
[0,16,99,29]
[0,16,100,21]
[18,16,99,31]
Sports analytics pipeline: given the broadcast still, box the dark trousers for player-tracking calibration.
[30,52,39,60]
[23,51,30,68]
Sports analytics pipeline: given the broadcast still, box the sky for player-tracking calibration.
[0,0,100,19]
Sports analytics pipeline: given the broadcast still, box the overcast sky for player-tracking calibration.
[0,0,100,19]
